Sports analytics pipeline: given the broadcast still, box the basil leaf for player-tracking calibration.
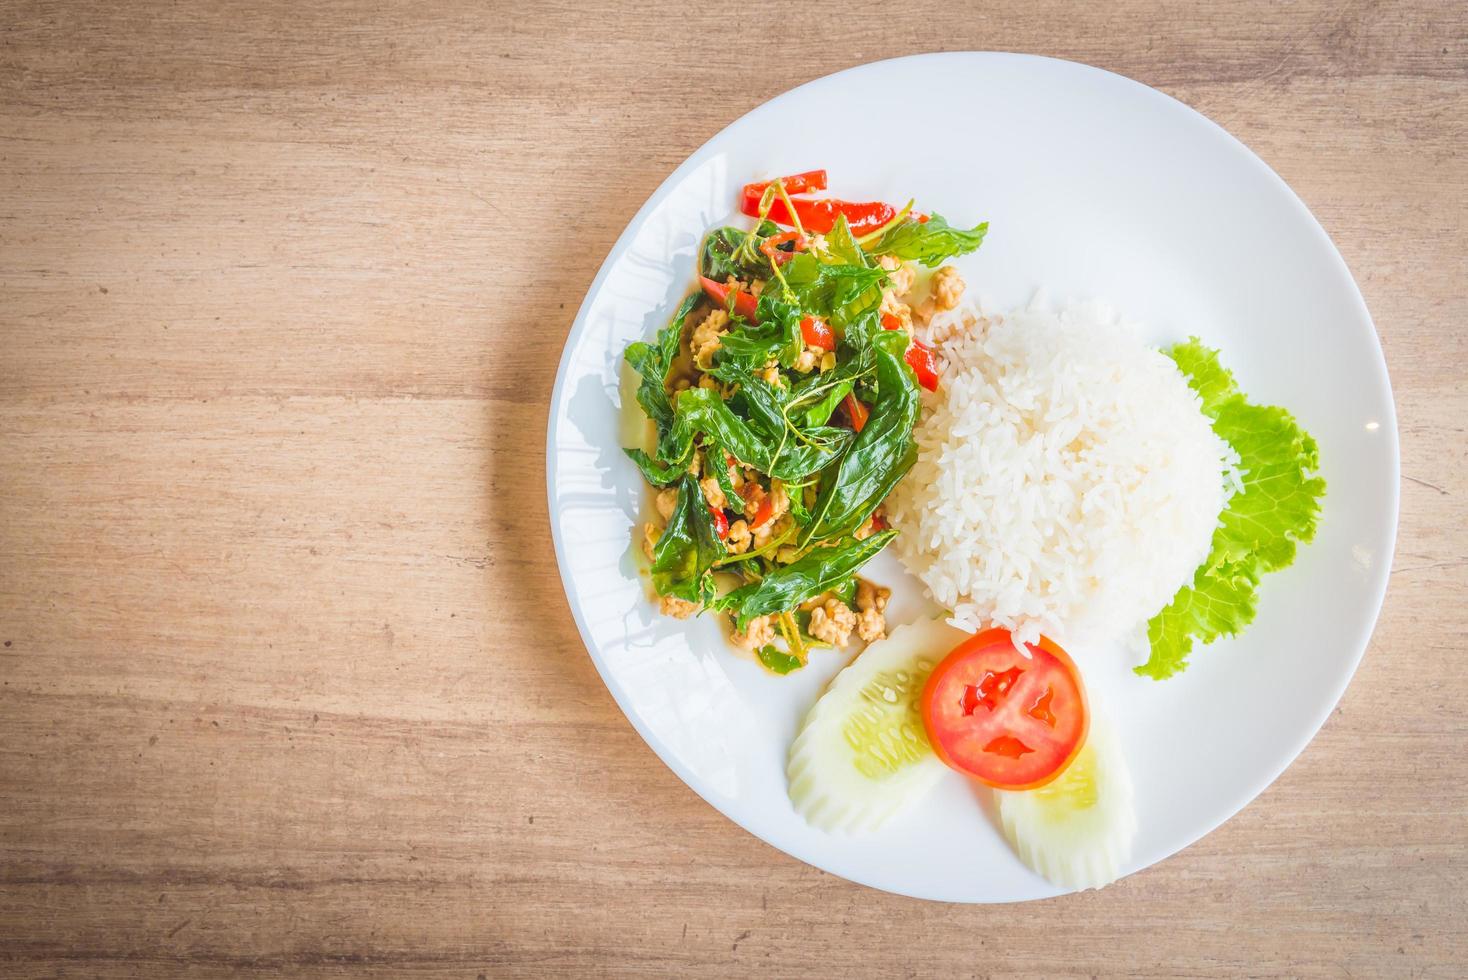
[796,378,852,428]
[707,442,744,515]
[803,341,919,543]
[717,293,802,370]
[702,223,788,282]
[668,388,853,481]
[756,644,804,675]
[783,254,885,326]
[708,361,788,441]
[866,213,988,268]
[715,531,897,629]
[624,292,700,446]
[823,214,870,268]
[624,448,685,486]
[786,479,813,526]
[651,476,721,604]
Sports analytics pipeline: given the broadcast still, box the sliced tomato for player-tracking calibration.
[920,628,1089,790]
[800,315,833,351]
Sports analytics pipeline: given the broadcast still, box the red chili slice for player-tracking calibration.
[740,170,828,211]
[698,276,758,321]
[800,315,833,351]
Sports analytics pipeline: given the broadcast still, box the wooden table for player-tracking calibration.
[2,2,1464,976]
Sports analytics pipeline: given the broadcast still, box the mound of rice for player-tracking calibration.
[888,302,1234,652]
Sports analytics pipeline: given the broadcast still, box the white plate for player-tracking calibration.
[546,53,1398,902]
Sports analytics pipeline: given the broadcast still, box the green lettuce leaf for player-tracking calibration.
[1137,339,1327,680]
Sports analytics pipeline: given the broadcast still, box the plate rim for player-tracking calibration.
[544,50,1400,903]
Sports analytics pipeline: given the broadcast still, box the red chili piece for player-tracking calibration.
[842,392,869,433]
[698,275,758,321]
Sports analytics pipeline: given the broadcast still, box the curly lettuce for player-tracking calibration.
[1137,340,1326,680]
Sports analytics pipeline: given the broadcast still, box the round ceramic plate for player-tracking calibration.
[546,53,1397,902]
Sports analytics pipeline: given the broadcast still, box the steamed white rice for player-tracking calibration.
[888,301,1235,652]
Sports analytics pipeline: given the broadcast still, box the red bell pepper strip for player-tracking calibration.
[843,392,870,433]
[741,170,828,212]
[699,275,758,321]
[800,315,834,351]
[905,341,941,392]
[759,230,806,267]
[743,195,898,237]
[709,505,730,540]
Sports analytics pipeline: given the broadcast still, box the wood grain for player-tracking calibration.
[2,0,1465,976]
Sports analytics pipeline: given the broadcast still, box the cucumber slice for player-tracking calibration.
[787,618,963,833]
[995,717,1136,890]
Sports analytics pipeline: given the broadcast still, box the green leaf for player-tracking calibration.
[1136,339,1327,679]
[667,387,853,482]
[624,448,685,486]
[783,254,886,326]
[866,213,989,268]
[823,214,871,268]
[1211,400,1325,571]
[784,327,878,429]
[708,361,789,441]
[650,476,722,605]
[1140,557,1262,680]
[717,293,803,370]
[785,480,813,526]
[715,530,897,630]
[756,644,805,675]
[794,377,852,428]
[701,222,780,283]
[706,442,744,515]
[624,292,700,446]
[1165,338,1240,416]
[803,341,920,543]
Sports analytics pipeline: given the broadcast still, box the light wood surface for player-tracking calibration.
[2,1,1465,976]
